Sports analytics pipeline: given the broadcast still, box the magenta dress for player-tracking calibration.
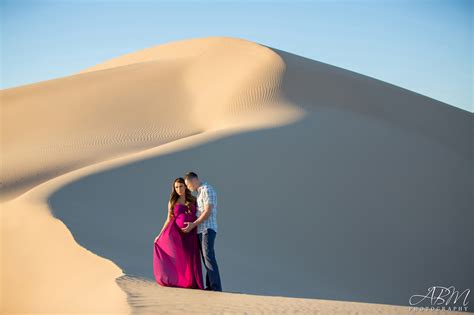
[153,202,204,289]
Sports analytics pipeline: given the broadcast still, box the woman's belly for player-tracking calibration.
[174,213,196,229]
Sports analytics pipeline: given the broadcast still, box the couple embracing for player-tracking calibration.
[153,172,222,291]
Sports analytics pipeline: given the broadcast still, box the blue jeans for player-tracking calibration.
[198,228,222,291]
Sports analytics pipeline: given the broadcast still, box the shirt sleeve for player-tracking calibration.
[203,186,217,205]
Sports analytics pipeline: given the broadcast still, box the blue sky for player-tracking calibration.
[1,0,472,112]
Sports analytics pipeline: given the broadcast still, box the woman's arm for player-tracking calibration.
[154,201,172,242]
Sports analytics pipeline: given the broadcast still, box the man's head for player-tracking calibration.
[184,171,201,192]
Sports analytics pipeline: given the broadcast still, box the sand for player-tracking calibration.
[1,36,471,314]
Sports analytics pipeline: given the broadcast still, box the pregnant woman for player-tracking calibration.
[153,177,204,289]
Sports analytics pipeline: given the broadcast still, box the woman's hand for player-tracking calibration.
[181,221,196,233]
[155,228,165,242]
[155,218,170,242]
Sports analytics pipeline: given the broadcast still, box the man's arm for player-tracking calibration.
[181,186,215,233]
[193,203,213,225]
[193,186,216,225]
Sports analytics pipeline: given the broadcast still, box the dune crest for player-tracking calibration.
[1,36,303,201]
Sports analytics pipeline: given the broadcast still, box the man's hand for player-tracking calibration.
[181,221,196,233]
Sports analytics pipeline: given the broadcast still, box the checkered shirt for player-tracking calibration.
[196,181,218,234]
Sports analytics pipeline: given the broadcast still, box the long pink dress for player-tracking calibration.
[153,202,204,289]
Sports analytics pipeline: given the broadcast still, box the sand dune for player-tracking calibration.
[115,275,426,314]
[1,36,471,314]
[1,37,303,202]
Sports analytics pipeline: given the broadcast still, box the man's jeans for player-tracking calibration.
[197,228,222,291]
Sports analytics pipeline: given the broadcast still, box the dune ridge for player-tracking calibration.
[1,36,303,202]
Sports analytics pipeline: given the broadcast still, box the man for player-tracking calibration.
[182,171,222,291]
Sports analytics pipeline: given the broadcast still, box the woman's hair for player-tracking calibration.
[168,177,196,218]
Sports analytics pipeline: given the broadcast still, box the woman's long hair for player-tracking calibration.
[168,177,196,218]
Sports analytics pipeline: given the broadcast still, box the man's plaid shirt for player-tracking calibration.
[196,181,218,234]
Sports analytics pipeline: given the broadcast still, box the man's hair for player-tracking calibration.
[184,171,198,181]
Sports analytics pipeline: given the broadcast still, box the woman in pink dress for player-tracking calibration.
[153,177,204,289]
